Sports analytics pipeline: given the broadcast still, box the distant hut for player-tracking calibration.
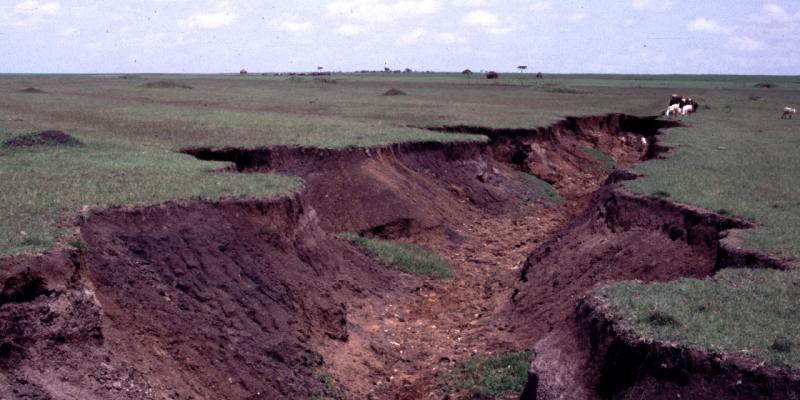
[462,69,473,77]
[486,71,499,79]
[240,69,248,75]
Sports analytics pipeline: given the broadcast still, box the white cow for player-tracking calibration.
[681,104,694,115]
[783,107,796,119]
[665,103,680,117]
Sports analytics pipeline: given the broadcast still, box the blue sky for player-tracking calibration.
[1,0,798,74]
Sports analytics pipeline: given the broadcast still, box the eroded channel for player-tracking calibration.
[1,114,780,400]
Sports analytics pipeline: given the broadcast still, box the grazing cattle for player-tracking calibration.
[783,107,797,119]
[666,94,698,117]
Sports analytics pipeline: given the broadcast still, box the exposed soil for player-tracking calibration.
[2,130,83,148]
[1,113,792,399]
[1,196,409,399]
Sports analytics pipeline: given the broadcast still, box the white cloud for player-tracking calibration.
[335,23,365,36]
[61,27,77,35]
[726,36,766,52]
[461,9,521,35]
[687,17,733,34]
[451,0,489,6]
[274,19,311,32]
[433,31,466,44]
[462,9,499,27]
[179,12,236,29]
[529,1,551,11]
[397,27,425,45]
[753,3,800,23]
[14,0,61,16]
[567,12,587,22]
[631,0,672,11]
[327,0,442,23]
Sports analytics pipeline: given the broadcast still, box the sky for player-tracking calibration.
[0,0,798,74]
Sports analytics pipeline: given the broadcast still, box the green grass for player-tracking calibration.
[0,130,299,255]
[438,351,532,398]
[339,233,452,279]
[519,173,564,204]
[597,268,800,368]
[582,147,616,168]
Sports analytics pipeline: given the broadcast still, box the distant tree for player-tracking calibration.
[517,65,527,73]
[486,71,499,79]
[384,67,391,72]
[404,68,413,73]
[462,69,473,78]
[317,66,323,71]
[239,69,248,75]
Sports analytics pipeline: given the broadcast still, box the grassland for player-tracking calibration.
[340,233,452,279]
[627,87,800,259]
[1,73,800,370]
[597,269,800,368]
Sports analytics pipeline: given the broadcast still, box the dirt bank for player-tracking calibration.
[513,175,797,399]
[1,195,409,399]
[184,114,658,237]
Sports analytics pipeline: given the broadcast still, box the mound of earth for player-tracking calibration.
[141,80,193,89]
[382,88,406,96]
[2,130,82,148]
[18,87,46,94]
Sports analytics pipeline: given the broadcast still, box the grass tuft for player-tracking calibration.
[438,351,531,398]
[519,173,564,204]
[652,190,670,199]
[582,147,615,168]
[340,233,452,279]
[645,311,680,327]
